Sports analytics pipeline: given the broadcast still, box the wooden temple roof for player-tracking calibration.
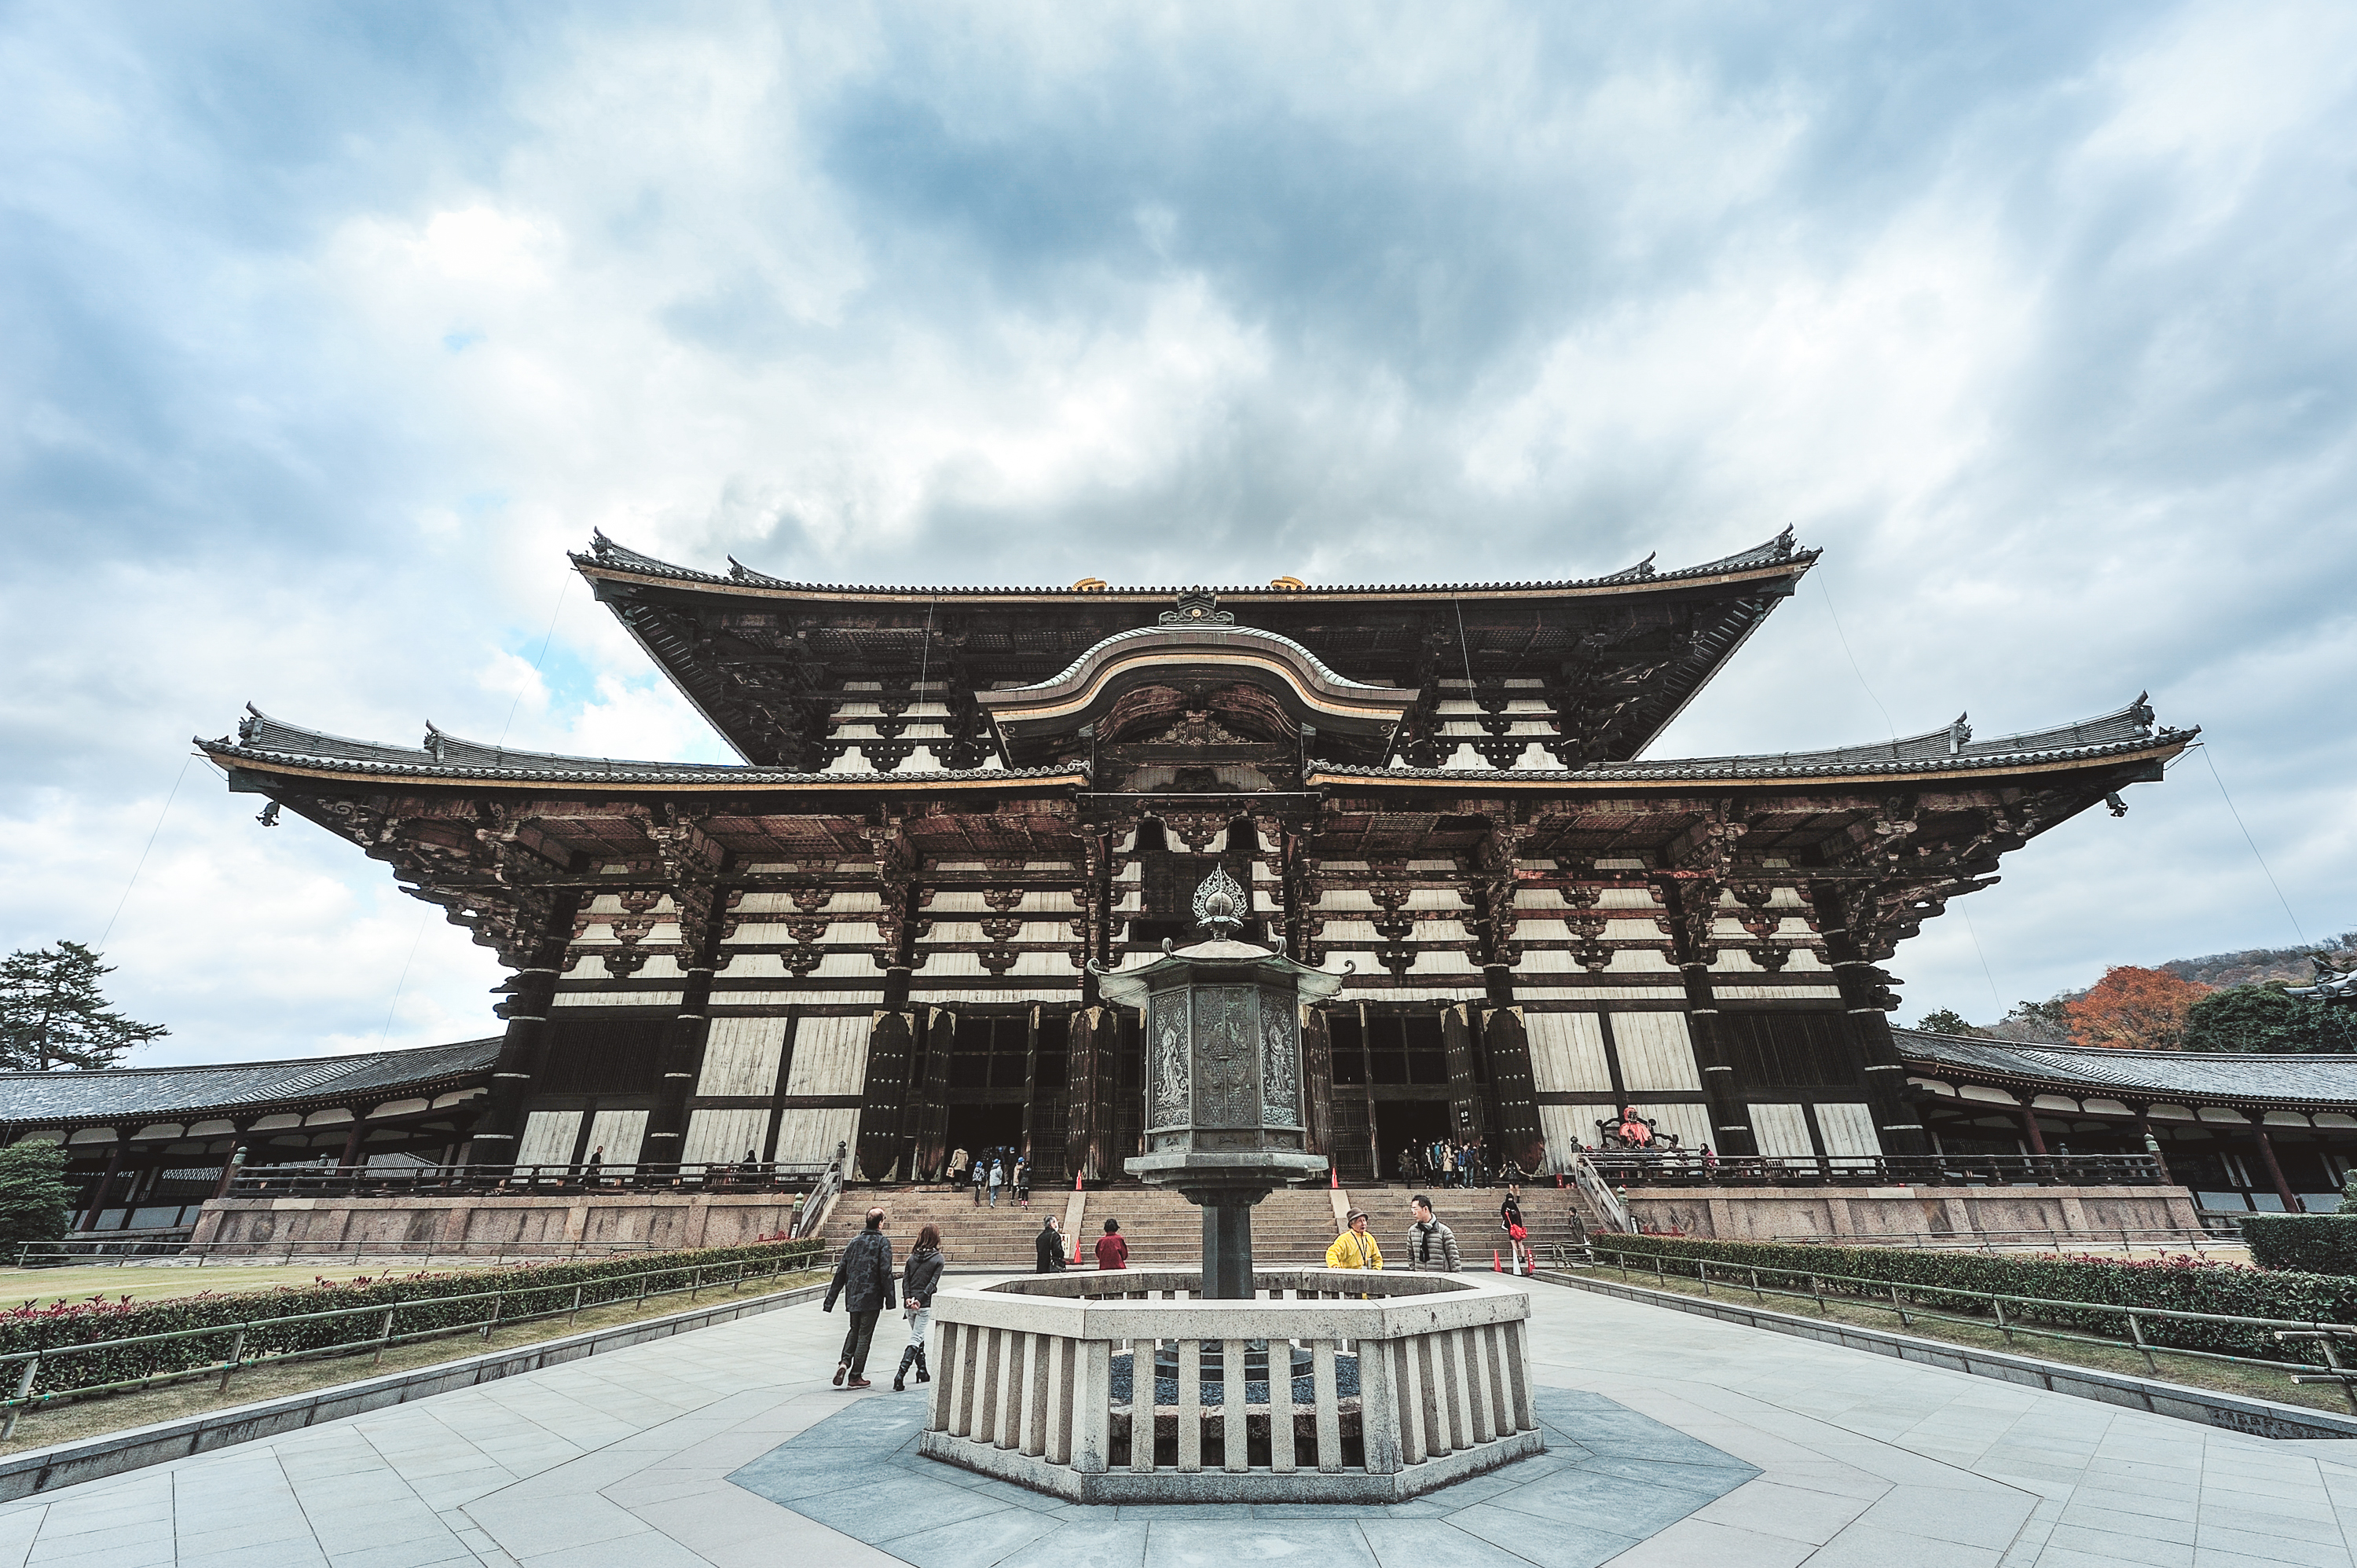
[1311,702,2187,789]
[1893,1028,2357,1113]
[568,529,1820,770]
[0,1038,500,1129]
[203,701,2187,797]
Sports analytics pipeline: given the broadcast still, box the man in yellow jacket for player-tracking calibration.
[1325,1208,1384,1270]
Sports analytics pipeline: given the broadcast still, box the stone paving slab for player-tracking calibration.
[0,1275,2349,1564]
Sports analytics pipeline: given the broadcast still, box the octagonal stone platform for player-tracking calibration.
[728,1386,1759,1568]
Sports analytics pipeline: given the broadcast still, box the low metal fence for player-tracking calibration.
[0,1247,832,1439]
[1766,1227,2240,1256]
[222,1160,828,1201]
[1583,1151,2166,1189]
[1585,1237,2357,1412]
[13,1236,710,1270]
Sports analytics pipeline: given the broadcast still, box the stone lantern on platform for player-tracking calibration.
[1092,867,1344,1298]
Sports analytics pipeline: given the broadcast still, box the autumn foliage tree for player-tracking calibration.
[2062,965,2212,1050]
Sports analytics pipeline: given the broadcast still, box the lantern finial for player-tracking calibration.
[1190,865,1246,940]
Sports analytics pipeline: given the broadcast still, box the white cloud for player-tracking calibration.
[2,1,2353,1057]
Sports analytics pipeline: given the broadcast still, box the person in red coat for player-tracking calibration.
[1094,1217,1128,1270]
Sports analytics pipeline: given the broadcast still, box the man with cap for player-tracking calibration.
[1325,1207,1384,1270]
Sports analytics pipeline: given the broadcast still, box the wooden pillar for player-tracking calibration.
[1807,883,1930,1157]
[2133,1108,2173,1184]
[475,892,584,1172]
[335,1117,366,1169]
[640,895,726,1170]
[211,1139,244,1200]
[1300,1006,1336,1160]
[1479,975,1545,1176]
[2253,1123,2303,1212]
[1441,1003,1486,1149]
[77,1141,125,1233]
[2016,1103,2049,1156]
[1063,1006,1112,1183]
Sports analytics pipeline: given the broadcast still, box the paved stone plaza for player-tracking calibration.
[0,1277,2350,1567]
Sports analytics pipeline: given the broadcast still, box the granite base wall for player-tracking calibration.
[1620,1185,2204,1243]
[188,1192,804,1255]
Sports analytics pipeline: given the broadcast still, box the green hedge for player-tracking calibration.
[2246,1215,2357,1276]
[1590,1233,2357,1362]
[0,1236,825,1400]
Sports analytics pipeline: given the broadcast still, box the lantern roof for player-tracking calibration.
[1091,936,1351,1009]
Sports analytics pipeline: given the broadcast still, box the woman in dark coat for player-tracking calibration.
[893,1223,946,1391]
[1035,1214,1067,1273]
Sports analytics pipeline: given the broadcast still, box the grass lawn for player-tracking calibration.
[1571,1260,2355,1419]
[0,1267,827,1458]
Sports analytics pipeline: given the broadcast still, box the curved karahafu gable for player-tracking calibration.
[974,617,1419,768]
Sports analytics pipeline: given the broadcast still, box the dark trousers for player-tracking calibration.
[838,1308,882,1379]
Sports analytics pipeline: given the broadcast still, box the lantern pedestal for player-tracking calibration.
[1128,1150,1332,1298]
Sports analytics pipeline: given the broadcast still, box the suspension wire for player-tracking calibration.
[2198,742,2307,946]
[96,755,194,950]
[1452,599,1479,762]
[1956,903,2005,1015]
[1811,563,2005,1015]
[915,599,938,764]
[1815,571,1897,742]
[497,575,572,750]
[382,573,572,1051]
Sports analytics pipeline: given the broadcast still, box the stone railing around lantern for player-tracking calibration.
[919,1268,1541,1502]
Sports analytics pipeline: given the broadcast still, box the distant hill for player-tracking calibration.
[2154,931,2357,990]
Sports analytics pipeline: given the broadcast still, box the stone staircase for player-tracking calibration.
[820,1181,1354,1270]
[820,1177,1601,1273]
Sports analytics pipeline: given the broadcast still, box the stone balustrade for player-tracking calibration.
[919,1268,1541,1502]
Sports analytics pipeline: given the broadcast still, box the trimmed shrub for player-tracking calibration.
[0,1236,824,1399]
[1589,1233,2357,1363]
[2246,1214,2357,1276]
[0,1145,72,1247]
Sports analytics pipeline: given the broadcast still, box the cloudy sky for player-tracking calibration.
[4,2,2353,1067]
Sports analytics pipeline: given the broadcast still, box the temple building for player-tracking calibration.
[166,528,2205,1194]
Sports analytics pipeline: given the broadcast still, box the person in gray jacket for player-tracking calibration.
[893,1224,945,1392]
[1405,1194,1461,1273]
[823,1207,897,1388]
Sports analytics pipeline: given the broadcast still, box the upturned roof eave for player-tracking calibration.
[567,532,1819,605]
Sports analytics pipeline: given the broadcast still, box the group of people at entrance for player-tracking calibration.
[944,1146,1032,1207]
[1396,1136,1504,1189]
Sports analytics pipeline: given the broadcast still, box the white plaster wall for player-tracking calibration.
[683,1108,769,1165]
[517,1110,581,1166]
[1526,1013,1612,1094]
[696,1017,790,1097]
[785,1014,870,1097]
[1750,1103,1814,1158]
[1610,1013,1702,1092]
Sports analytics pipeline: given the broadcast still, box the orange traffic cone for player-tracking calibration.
[1330,1166,1340,1189]
[1491,1249,1502,1273]
[1072,1236,1084,1266]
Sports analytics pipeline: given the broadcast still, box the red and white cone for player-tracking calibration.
[1492,1249,1503,1273]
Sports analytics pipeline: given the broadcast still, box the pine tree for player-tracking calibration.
[0,1143,72,1246]
[0,942,167,1071]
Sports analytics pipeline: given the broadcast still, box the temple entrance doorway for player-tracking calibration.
[944,1104,1027,1179]
[1374,1099,1450,1185]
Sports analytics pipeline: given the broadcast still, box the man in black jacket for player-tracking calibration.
[823,1207,897,1388]
[1035,1214,1066,1273]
